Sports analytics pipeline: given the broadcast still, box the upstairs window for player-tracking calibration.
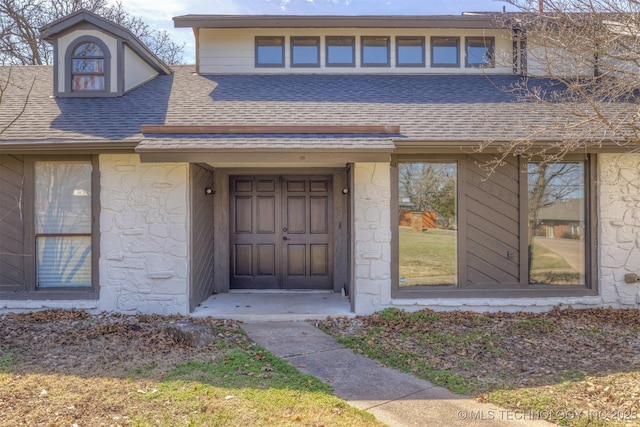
[361,36,390,67]
[326,36,355,66]
[396,37,425,67]
[291,37,320,67]
[431,36,460,67]
[466,37,495,68]
[256,37,285,67]
[71,41,105,91]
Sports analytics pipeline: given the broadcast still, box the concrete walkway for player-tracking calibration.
[242,321,551,427]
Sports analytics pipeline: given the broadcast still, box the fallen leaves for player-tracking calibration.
[320,306,640,422]
[0,311,248,379]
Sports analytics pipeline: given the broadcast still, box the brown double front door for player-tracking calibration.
[230,176,333,290]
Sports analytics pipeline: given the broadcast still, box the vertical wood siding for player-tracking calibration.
[0,155,26,291]
[189,164,215,311]
[465,155,521,285]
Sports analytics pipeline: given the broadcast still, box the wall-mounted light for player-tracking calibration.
[342,188,349,195]
[205,188,215,196]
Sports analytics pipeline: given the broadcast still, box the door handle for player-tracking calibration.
[283,236,289,241]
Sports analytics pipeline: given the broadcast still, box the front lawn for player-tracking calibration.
[320,307,640,427]
[0,310,381,426]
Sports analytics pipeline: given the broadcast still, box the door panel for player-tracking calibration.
[310,245,329,276]
[310,197,329,234]
[230,177,280,288]
[286,196,306,233]
[234,197,252,233]
[230,176,332,290]
[256,196,276,233]
[282,177,332,289]
[287,245,306,276]
[257,244,275,276]
[234,245,252,276]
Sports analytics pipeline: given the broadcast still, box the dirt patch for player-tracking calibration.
[0,310,248,379]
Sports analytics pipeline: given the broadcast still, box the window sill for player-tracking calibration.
[391,286,599,299]
[0,290,99,301]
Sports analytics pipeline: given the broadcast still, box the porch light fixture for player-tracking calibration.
[205,187,215,195]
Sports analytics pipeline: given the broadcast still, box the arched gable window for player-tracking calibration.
[66,37,110,92]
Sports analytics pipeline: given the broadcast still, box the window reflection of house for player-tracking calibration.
[535,198,584,239]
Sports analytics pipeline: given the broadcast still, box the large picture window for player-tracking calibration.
[393,155,596,298]
[35,161,93,288]
[397,162,457,287]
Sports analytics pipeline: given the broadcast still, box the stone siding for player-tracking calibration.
[599,154,640,306]
[352,163,392,314]
[99,154,190,315]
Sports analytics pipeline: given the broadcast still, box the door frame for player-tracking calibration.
[213,167,349,293]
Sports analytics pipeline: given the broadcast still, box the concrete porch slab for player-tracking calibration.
[190,291,353,321]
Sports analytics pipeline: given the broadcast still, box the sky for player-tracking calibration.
[111,0,519,63]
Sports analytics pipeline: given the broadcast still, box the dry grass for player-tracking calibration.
[0,310,381,427]
[320,307,640,427]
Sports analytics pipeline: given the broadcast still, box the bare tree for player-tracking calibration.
[486,0,640,168]
[0,0,184,65]
[0,66,35,135]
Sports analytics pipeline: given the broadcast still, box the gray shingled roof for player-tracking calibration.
[0,65,619,151]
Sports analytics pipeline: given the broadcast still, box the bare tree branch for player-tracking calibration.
[0,0,184,65]
[486,0,640,164]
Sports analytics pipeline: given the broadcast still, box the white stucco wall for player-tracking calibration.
[352,156,640,315]
[99,154,190,315]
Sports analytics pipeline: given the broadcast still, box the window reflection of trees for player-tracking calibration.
[398,162,457,230]
[528,162,585,285]
[398,162,457,287]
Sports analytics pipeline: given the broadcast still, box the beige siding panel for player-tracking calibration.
[198,27,513,75]
[124,45,158,92]
[526,37,594,77]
